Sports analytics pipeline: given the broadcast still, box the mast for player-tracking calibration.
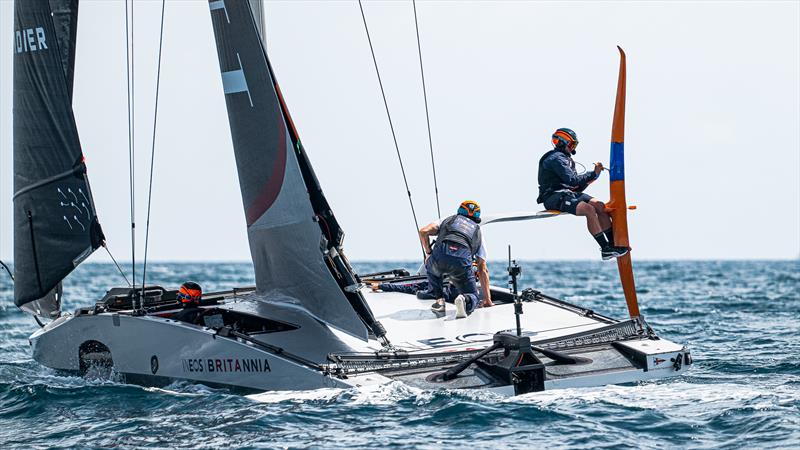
[606,46,640,318]
[208,0,387,342]
[12,0,105,317]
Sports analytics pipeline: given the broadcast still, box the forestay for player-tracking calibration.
[208,0,379,340]
[13,0,104,317]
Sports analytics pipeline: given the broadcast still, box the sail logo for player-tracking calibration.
[14,27,48,54]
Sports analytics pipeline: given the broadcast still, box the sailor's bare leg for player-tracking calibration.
[589,199,612,230]
[576,202,602,235]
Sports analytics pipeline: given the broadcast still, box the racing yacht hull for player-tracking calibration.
[28,282,691,395]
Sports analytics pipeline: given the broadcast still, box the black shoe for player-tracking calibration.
[601,246,629,260]
[431,300,446,314]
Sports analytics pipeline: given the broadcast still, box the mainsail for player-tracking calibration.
[13,0,104,316]
[208,0,386,341]
[48,0,80,101]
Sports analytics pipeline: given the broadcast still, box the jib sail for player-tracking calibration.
[208,0,387,341]
[13,0,104,316]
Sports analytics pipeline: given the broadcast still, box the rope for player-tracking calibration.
[358,1,425,260]
[103,245,131,287]
[0,259,13,282]
[574,161,610,175]
[412,0,441,218]
[124,0,136,295]
[141,0,166,296]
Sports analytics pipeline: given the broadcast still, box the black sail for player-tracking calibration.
[208,0,386,340]
[48,0,80,100]
[13,0,104,315]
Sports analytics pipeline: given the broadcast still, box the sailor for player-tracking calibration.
[418,200,493,319]
[172,281,204,324]
[370,279,456,302]
[537,128,629,260]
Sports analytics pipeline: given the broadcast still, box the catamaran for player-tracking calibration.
[8,0,691,395]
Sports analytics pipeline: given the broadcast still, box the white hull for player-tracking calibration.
[28,283,691,394]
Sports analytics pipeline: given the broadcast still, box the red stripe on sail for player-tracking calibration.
[245,116,288,226]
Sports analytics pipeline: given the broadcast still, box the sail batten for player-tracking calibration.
[13,0,103,315]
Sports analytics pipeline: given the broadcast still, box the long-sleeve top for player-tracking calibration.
[536,149,598,203]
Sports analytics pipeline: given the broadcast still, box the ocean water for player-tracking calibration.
[0,260,798,449]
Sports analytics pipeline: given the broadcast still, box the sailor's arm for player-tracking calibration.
[418,222,439,256]
[547,155,597,189]
[476,257,493,307]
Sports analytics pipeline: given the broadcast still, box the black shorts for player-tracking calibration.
[543,191,594,215]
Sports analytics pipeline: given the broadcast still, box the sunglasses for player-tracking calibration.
[177,291,200,302]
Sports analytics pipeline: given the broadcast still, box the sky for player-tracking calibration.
[1,0,798,264]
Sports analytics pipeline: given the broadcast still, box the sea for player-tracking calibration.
[0,260,797,449]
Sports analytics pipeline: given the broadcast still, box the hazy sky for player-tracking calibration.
[1,0,798,264]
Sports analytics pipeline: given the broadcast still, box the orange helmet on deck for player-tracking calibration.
[457,200,481,223]
[177,281,202,304]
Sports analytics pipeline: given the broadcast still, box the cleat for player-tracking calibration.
[601,246,629,260]
[430,299,446,314]
[454,295,467,319]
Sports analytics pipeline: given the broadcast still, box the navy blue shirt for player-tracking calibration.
[537,149,598,203]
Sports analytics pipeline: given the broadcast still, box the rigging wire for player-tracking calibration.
[141,0,166,296]
[411,0,441,218]
[124,0,136,299]
[103,245,131,287]
[358,0,425,261]
[0,259,13,282]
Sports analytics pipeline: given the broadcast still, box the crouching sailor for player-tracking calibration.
[537,128,629,260]
[370,279,457,303]
[418,201,493,319]
[173,281,204,324]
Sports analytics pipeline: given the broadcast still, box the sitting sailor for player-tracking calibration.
[536,127,629,260]
[418,200,493,318]
[172,281,204,324]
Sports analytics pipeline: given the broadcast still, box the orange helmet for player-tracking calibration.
[177,281,202,304]
[552,128,579,153]
[457,200,481,222]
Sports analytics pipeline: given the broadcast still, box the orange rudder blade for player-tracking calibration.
[616,253,640,317]
[609,46,640,318]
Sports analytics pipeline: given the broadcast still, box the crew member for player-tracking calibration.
[536,128,629,260]
[418,200,493,318]
[172,281,204,324]
[370,279,456,302]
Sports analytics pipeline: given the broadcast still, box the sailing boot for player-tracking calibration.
[431,298,446,314]
[454,295,467,319]
[601,246,630,260]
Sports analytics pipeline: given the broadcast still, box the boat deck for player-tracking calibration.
[361,285,614,352]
